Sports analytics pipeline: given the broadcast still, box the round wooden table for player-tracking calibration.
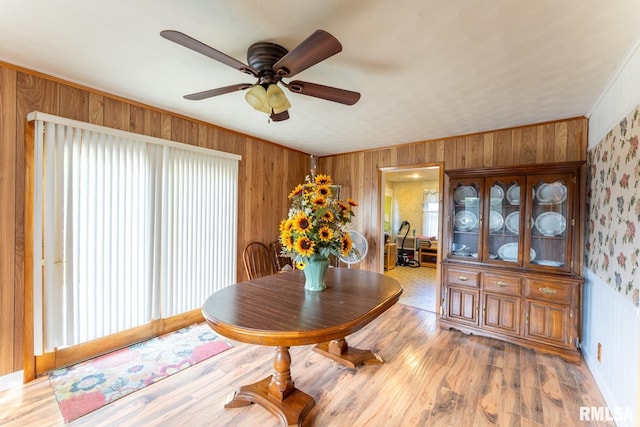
[202,268,402,426]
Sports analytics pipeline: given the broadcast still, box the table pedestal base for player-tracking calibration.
[225,346,315,426]
[313,338,384,368]
[225,376,315,426]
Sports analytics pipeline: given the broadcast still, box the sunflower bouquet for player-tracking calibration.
[279,174,357,269]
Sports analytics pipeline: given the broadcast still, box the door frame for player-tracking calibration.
[379,163,444,314]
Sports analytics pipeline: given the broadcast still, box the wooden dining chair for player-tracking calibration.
[243,242,277,280]
[270,240,293,271]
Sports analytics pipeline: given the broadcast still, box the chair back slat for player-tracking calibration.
[270,240,293,271]
[243,242,277,280]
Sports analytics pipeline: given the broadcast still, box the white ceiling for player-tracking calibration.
[1,1,639,156]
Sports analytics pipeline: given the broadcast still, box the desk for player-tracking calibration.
[202,268,402,426]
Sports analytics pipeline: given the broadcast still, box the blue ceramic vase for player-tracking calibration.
[303,255,329,291]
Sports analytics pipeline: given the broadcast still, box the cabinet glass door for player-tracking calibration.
[485,176,525,265]
[450,179,482,260]
[526,174,573,271]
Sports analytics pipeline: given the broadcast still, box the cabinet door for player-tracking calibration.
[484,176,526,265]
[445,286,479,325]
[525,173,575,272]
[524,299,574,348]
[450,178,483,261]
[482,293,520,335]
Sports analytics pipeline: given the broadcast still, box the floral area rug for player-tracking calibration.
[49,323,232,422]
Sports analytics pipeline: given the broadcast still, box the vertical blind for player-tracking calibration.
[28,112,240,354]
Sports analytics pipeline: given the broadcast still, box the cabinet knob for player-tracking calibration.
[457,276,468,281]
[496,281,508,287]
[539,286,557,295]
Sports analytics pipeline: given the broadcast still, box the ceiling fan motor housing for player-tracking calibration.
[247,42,288,84]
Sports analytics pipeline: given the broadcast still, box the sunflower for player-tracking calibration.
[315,174,332,185]
[292,212,312,233]
[296,261,306,270]
[288,184,304,199]
[294,236,315,257]
[347,198,358,207]
[279,218,293,233]
[312,196,327,208]
[322,210,334,222]
[340,233,353,256]
[280,230,295,251]
[337,201,350,213]
[317,185,331,198]
[318,226,334,242]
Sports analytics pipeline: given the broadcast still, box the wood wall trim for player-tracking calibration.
[0,67,17,376]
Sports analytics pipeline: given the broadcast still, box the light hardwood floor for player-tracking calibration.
[0,301,612,427]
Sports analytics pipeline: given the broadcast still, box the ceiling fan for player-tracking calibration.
[160,29,361,122]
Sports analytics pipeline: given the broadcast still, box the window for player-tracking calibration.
[29,112,239,354]
[422,189,439,239]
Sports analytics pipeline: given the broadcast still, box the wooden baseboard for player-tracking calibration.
[33,309,204,377]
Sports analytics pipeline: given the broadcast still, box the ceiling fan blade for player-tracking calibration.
[273,30,342,78]
[184,83,252,100]
[161,30,258,77]
[287,80,360,105]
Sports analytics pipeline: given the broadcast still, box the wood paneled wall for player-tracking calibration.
[318,118,588,273]
[0,62,309,376]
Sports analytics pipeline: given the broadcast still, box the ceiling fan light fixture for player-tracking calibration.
[245,85,270,113]
[266,84,291,114]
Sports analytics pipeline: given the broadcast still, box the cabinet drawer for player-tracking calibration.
[483,273,522,296]
[445,267,480,288]
[525,279,572,304]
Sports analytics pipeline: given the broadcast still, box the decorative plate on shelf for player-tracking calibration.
[454,185,477,204]
[452,243,466,252]
[506,184,521,205]
[535,182,567,205]
[454,210,478,231]
[535,259,563,267]
[506,184,534,205]
[534,212,566,236]
[505,211,520,234]
[489,210,504,232]
[490,185,504,205]
[497,243,536,262]
[465,197,480,207]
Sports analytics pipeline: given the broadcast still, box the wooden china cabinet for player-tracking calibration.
[440,162,584,363]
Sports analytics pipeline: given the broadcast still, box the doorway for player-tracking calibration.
[380,164,443,313]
